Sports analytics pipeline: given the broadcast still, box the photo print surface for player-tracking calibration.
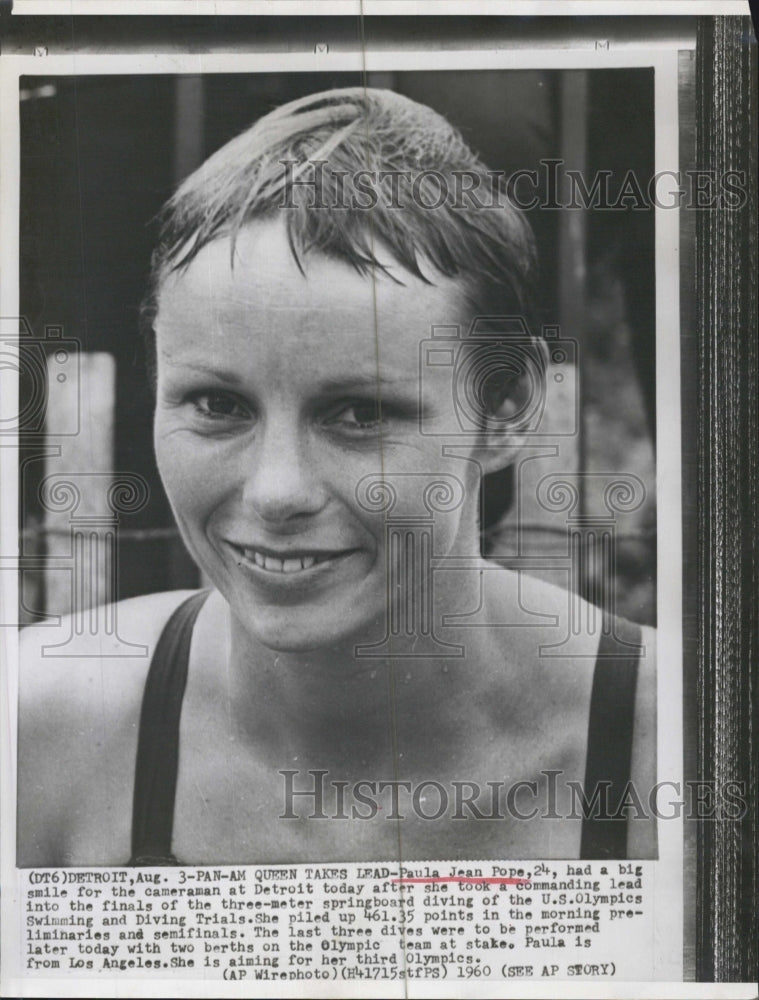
[3,19,727,994]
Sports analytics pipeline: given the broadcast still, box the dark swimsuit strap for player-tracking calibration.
[580,618,643,859]
[130,593,642,865]
[129,591,209,866]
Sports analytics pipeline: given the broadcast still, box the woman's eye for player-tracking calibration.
[328,401,384,431]
[190,392,250,420]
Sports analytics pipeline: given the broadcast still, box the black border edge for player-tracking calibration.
[696,13,758,984]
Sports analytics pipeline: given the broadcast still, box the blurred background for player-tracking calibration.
[18,69,656,626]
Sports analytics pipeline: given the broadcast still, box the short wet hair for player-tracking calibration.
[141,86,537,374]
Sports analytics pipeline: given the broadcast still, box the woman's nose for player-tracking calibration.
[240,419,327,523]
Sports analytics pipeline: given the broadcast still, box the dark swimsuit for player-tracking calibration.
[129,591,643,865]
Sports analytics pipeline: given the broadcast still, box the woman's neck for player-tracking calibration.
[218,563,508,772]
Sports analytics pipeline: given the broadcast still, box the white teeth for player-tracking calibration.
[239,547,330,573]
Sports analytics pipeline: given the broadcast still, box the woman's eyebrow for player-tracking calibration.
[317,374,420,393]
[160,359,244,385]
[160,362,420,393]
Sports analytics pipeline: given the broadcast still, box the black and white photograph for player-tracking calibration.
[16,67,662,868]
[1,5,756,998]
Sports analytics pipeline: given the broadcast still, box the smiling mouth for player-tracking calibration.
[231,544,355,575]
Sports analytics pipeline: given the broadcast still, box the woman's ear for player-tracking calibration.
[470,337,548,474]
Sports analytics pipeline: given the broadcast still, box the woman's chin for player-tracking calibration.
[235,610,386,657]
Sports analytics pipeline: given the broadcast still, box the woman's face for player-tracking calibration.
[153,219,482,652]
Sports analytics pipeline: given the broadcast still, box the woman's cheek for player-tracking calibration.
[155,428,223,520]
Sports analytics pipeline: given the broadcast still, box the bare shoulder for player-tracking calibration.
[495,568,606,664]
[477,569,605,741]
[485,567,657,856]
[17,590,198,867]
[19,590,198,715]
